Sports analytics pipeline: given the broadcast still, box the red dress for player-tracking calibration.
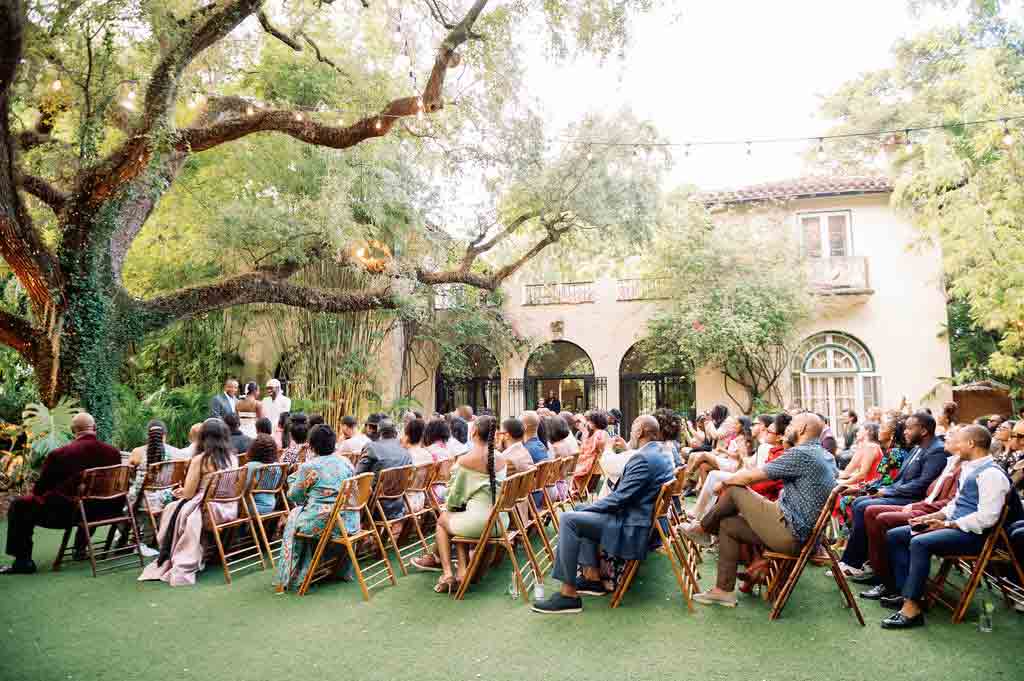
[749,445,785,501]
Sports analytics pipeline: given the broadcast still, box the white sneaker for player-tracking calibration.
[681,521,712,547]
[693,590,738,608]
[139,544,159,558]
[826,561,863,578]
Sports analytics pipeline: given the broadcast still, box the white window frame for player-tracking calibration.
[790,331,880,434]
[797,210,853,260]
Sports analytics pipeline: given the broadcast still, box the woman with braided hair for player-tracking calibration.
[412,415,508,593]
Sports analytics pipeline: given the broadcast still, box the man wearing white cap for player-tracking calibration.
[261,378,292,431]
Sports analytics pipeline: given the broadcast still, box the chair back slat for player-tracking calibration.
[495,469,535,513]
[408,461,437,491]
[78,464,132,500]
[251,463,289,494]
[373,465,415,501]
[142,460,187,490]
[342,473,375,512]
[204,467,249,504]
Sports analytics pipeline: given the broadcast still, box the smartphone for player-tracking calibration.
[910,522,929,533]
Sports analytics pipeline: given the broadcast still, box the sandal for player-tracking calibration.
[433,576,460,594]
[412,554,443,572]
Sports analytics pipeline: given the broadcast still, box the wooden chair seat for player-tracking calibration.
[203,467,266,584]
[369,464,417,575]
[139,459,188,544]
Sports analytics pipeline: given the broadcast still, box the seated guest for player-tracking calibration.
[654,408,684,467]
[139,419,238,586]
[838,423,883,487]
[548,416,576,459]
[498,417,534,473]
[686,416,742,492]
[402,418,432,465]
[836,412,946,579]
[280,413,311,465]
[2,413,121,575]
[274,412,290,449]
[337,415,370,455]
[356,419,413,519]
[255,417,274,437]
[558,411,581,454]
[881,425,1018,628]
[856,435,962,601]
[683,413,836,608]
[274,425,357,592]
[572,410,609,487]
[125,420,171,556]
[411,416,508,592]
[747,413,791,501]
[224,412,253,455]
[990,419,1011,460]
[521,411,552,464]
[365,412,384,442]
[531,415,674,614]
[245,434,281,515]
[177,422,203,459]
[423,419,452,461]
[833,419,908,539]
[691,427,758,519]
[448,416,470,456]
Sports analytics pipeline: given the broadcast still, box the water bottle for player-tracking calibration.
[979,597,994,633]
[534,579,545,601]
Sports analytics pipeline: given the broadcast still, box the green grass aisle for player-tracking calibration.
[0,521,1020,681]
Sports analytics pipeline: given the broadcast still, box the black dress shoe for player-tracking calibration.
[0,560,37,575]
[880,594,905,609]
[860,584,897,600]
[880,611,925,629]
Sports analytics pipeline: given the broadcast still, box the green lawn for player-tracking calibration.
[0,521,1020,681]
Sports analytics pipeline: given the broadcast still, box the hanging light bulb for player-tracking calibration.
[586,150,594,161]
[293,111,303,122]
[416,109,424,122]
[51,79,62,91]
[121,98,135,111]
[374,118,383,131]
[246,106,255,116]
[1003,120,1014,147]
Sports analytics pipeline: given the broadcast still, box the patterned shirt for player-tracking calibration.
[762,438,837,541]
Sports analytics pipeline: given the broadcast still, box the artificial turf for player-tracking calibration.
[0,521,1019,681]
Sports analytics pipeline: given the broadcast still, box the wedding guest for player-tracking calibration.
[281,413,311,465]
[423,419,452,461]
[224,412,253,455]
[448,416,470,456]
[177,422,203,459]
[499,417,534,473]
[403,418,432,465]
[654,407,683,466]
[748,413,791,501]
[558,411,581,453]
[245,434,281,515]
[522,411,551,464]
[338,415,370,455]
[209,378,239,420]
[532,415,674,613]
[833,418,908,538]
[573,410,609,486]
[548,416,576,458]
[356,419,413,519]
[274,412,290,449]
[235,382,262,438]
[139,419,238,586]
[837,423,883,488]
[412,416,507,592]
[261,378,291,432]
[2,413,121,574]
[274,424,357,592]
[256,417,273,437]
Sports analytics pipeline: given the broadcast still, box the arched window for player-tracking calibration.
[522,341,601,412]
[791,331,880,431]
[619,340,695,426]
[435,345,501,417]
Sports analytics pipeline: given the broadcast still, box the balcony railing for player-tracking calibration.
[523,281,595,306]
[807,256,871,293]
[617,277,672,301]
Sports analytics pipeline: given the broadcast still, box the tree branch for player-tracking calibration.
[16,171,68,212]
[0,308,38,360]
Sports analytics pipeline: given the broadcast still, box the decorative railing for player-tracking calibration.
[522,281,595,306]
[807,256,871,293]
[616,277,672,301]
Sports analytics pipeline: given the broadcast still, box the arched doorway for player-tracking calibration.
[522,341,604,413]
[619,340,695,427]
[791,331,880,432]
[435,345,501,417]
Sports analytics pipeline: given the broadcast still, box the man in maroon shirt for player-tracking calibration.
[1,413,121,574]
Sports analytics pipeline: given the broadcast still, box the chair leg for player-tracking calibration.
[824,544,865,626]
[253,509,276,569]
[343,541,371,602]
[953,554,992,625]
[454,518,498,601]
[126,504,145,568]
[297,530,334,597]
[377,503,408,576]
[610,561,639,609]
[78,501,99,578]
[926,558,955,610]
[209,525,233,585]
[54,527,73,572]
[368,522,398,588]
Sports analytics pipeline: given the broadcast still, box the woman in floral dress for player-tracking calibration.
[274,424,359,593]
[833,418,908,538]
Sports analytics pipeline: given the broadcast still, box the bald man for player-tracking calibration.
[533,414,675,615]
[2,412,122,574]
[683,413,836,608]
[520,411,550,464]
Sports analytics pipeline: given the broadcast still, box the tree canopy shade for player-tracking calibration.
[0,0,663,434]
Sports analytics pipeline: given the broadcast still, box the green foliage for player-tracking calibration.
[945,296,1002,384]
[22,397,83,463]
[644,195,811,413]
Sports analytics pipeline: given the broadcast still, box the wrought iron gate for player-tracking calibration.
[619,374,695,427]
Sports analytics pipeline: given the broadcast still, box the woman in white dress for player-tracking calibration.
[236,382,263,439]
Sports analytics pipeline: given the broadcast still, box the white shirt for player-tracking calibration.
[924,455,960,504]
[261,393,292,428]
[177,443,197,460]
[338,432,370,455]
[447,436,469,456]
[754,442,773,468]
[940,456,1010,534]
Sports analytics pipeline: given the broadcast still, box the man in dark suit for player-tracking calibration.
[208,378,238,420]
[533,414,674,614]
[356,419,412,519]
[1,413,122,574]
[839,411,947,579]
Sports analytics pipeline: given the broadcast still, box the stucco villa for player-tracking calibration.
[244,175,953,432]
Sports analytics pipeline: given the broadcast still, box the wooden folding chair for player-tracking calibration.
[53,464,144,577]
[203,467,266,584]
[427,457,455,512]
[452,470,542,602]
[296,473,397,600]
[369,465,416,575]
[925,495,1024,623]
[571,455,602,503]
[404,461,439,558]
[608,478,698,609]
[140,459,187,543]
[552,454,579,517]
[762,486,864,624]
[245,463,291,568]
[526,459,560,564]
[236,452,250,466]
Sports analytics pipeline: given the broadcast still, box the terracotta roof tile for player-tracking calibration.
[694,175,892,205]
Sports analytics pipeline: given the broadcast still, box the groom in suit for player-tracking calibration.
[209,378,239,420]
[533,414,675,614]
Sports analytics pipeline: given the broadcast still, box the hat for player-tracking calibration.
[266,378,282,388]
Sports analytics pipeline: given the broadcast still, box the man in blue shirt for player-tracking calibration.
[521,411,550,463]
